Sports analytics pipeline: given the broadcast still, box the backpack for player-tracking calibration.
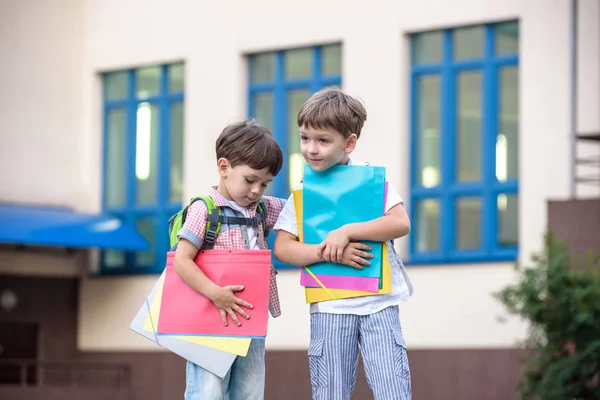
[168,195,269,250]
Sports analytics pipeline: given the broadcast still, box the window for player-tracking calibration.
[247,44,342,269]
[409,22,519,263]
[247,44,342,197]
[101,63,185,274]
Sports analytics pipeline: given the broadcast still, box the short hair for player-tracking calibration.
[215,119,283,176]
[297,87,367,138]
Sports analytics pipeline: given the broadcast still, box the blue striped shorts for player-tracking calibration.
[308,306,411,400]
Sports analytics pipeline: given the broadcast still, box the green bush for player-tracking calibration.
[495,232,600,400]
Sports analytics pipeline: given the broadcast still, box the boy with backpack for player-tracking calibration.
[273,88,414,400]
[173,119,285,400]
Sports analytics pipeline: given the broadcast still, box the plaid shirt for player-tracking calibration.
[178,186,284,318]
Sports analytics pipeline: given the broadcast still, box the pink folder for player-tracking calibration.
[157,250,271,338]
[300,273,380,292]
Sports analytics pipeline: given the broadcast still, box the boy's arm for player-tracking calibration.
[273,230,323,266]
[275,230,374,269]
[344,203,411,242]
[318,184,411,263]
[262,195,286,228]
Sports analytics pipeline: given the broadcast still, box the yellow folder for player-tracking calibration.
[143,273,251,356]
[292,189,392,304]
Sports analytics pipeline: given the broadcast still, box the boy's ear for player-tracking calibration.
[217,158,230,177]
[344,133,358,154]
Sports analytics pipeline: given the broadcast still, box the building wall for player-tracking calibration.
[75,0,591,353]
[1,0,599,396]
[0,0,83,208]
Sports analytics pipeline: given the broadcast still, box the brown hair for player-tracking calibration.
[215,119,283,176]
[297,87,367,138]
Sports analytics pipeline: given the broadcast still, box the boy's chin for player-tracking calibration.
[234,196,255,206]
[307,160,332,172]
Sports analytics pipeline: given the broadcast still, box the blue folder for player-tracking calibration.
[302,164,386,278]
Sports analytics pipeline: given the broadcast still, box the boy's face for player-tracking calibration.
[299,125,357,172]
[218,160,274,206]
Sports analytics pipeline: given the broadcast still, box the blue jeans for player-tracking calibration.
[184,339,266,400]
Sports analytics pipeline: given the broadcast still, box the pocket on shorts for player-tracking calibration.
[308,338,328,388]
[393,330,410,379]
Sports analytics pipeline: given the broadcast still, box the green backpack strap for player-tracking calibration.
[168,196,268,250]
[168,195,221,251]
[203,196,222,250]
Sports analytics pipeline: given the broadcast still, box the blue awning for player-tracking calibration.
[0,204,149,251]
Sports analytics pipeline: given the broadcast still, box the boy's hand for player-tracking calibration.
[207,285,254,327]
[317,227,351,263]
[338,242,373,270]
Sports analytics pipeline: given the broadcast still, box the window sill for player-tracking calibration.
[407,248,518,266]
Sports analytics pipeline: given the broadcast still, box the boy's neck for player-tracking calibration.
[339,155,351,166]
[216,180,233,202]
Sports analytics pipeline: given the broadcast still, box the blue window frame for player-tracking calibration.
[409,22,519,264]
[247,44,342,268]
[101,63,185,274]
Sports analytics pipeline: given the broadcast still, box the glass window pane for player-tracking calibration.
[105,71,128,100]
[497,67,519,181]
[251,92,274,132]
[136,217,156,266]
[322,44,342,76]
[498,194,518,247]
[288,90,310,191]
[251,92,274,195]
[456,197,481,250]
[415,199,440,252]
[454,26,485,60]
[136,66,161,99]
[169,63,185,93]
[412,31,443,64]
[249,53,276,83]
[285,48,312,79]
[416,75,441,188]
[103,250,126,269]
[136,103,159,205]
[456,71,482,182]
[495,21,519,55]
[170,102,184,203]
[105,108,127,207]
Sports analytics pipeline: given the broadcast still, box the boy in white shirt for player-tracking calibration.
[273,88,414,400]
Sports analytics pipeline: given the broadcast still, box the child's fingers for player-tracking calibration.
[322,246,331,262]
[233,305,250,320]
[236,298,254,310]
[355,250,374,259]
[353,255,371,266]
[347,260,364,270]
[336,248,344,263]
[226,285,245,292]
[327,247,335,263]
[351,242,372,251]
[220,310,228,326]
[227,308,242,326]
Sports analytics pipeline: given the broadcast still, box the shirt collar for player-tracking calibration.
[208,186,258,210]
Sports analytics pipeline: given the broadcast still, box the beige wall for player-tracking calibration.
[0,0,83,207]
[1,0,599,351]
